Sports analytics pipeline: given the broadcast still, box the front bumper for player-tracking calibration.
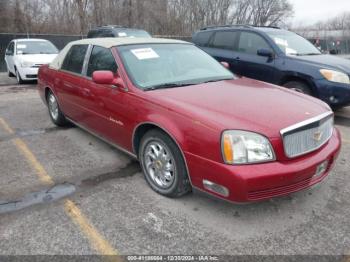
[17,67,39,80]
[185,129,341,203]
[315,79,350,107]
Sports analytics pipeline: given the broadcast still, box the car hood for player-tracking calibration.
[148,78,331,138]
[292,54,350,74]
[17,54,58,64]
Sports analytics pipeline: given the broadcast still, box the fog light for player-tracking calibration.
[203,180,229,197]
[329,96,338,103]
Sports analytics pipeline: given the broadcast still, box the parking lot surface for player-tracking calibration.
[0,73,350,259]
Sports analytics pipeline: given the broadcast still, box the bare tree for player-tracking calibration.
[229,0,293,27]
[0,0,294,36]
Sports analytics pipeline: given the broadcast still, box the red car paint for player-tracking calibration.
[38,45,341,203]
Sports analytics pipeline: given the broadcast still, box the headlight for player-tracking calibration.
[320,69,350,84]
[20,61,34,68]
[221,130,275,165]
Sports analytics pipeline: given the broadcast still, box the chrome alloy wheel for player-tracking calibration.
[48,93,59,121]
[144,141,176,189]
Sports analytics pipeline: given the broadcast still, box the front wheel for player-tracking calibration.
[283,81,312,95]
[15,69,24,85]
[47,90,68,126]
[139,130,192,198]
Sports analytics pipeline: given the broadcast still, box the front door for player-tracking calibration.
[79,45,130,148]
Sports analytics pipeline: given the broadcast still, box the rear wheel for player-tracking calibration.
[139,129,192,198]
[47,90,68,126]
[283,81,312,95]
[7,66,14,77]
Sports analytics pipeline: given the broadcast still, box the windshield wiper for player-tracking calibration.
[144,82,192,91]
[296,53,321,56]
[198,78,233,84]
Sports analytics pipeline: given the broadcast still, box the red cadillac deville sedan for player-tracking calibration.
[38,38,341,203]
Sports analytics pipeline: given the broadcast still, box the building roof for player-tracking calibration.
[294,30,350,39]
[67,37,189,48]
[14,38,50,42]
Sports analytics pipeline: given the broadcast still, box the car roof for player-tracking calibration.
[14,38,49,42]
[67,37,190,49]
[197,25,284,33]
[50,37,191,70]
[92,26,147,31]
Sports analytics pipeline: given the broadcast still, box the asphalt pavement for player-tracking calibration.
[0,73,349,261]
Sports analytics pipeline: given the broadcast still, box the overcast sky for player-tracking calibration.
[291,0,350,26]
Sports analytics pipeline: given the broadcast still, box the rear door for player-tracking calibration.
[55,44,89,121]
[235,31,276,83]
[199,30,241,73]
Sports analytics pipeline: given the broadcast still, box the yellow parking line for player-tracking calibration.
[13,138,55,185]
[64,200,118,256]
[0,117,15,134]
[0,117,119,257]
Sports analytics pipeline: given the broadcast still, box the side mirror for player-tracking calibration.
[220,61,230,69]
[257,48,274,58]
[5,50,13,56]
[92,70,124,88]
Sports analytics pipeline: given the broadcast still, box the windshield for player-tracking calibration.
[16,41,59,55]
[118,44,234,90]
[266,31,321,56]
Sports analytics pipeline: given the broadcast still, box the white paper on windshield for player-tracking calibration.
[17,44,27,49]
[286,47,297,55]
[274,38,288,47]
[118,32,127,37]
[131,48,159,60]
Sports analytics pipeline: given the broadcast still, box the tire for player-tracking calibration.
[283,81,312,95]
[15,69,24,85]
[139,129,192,198]
[46,90,68,126]
[7,66,14,77]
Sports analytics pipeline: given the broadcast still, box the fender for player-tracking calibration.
[133,112,187,153]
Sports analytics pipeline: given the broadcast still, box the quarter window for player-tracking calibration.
[211,31,238,50]
[195,32,213,47]
[238,32,271,55]
[61,45,88,74]
[87,46,118,77]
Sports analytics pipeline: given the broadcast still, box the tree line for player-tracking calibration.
[0,0,294,36]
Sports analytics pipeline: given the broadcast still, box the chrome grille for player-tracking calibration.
[281,112,334,158]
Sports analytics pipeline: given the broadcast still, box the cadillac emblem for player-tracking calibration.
[313,130,323,142]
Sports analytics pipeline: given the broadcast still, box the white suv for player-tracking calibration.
[5,39,58,84]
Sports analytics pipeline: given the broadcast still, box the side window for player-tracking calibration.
[7,42,14,55]
[195,32,213,47]
[61,45,88,74]
[87,46,118,77]
[238,32,271,55]
[211,31,238,50]
[103,30,115,37]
